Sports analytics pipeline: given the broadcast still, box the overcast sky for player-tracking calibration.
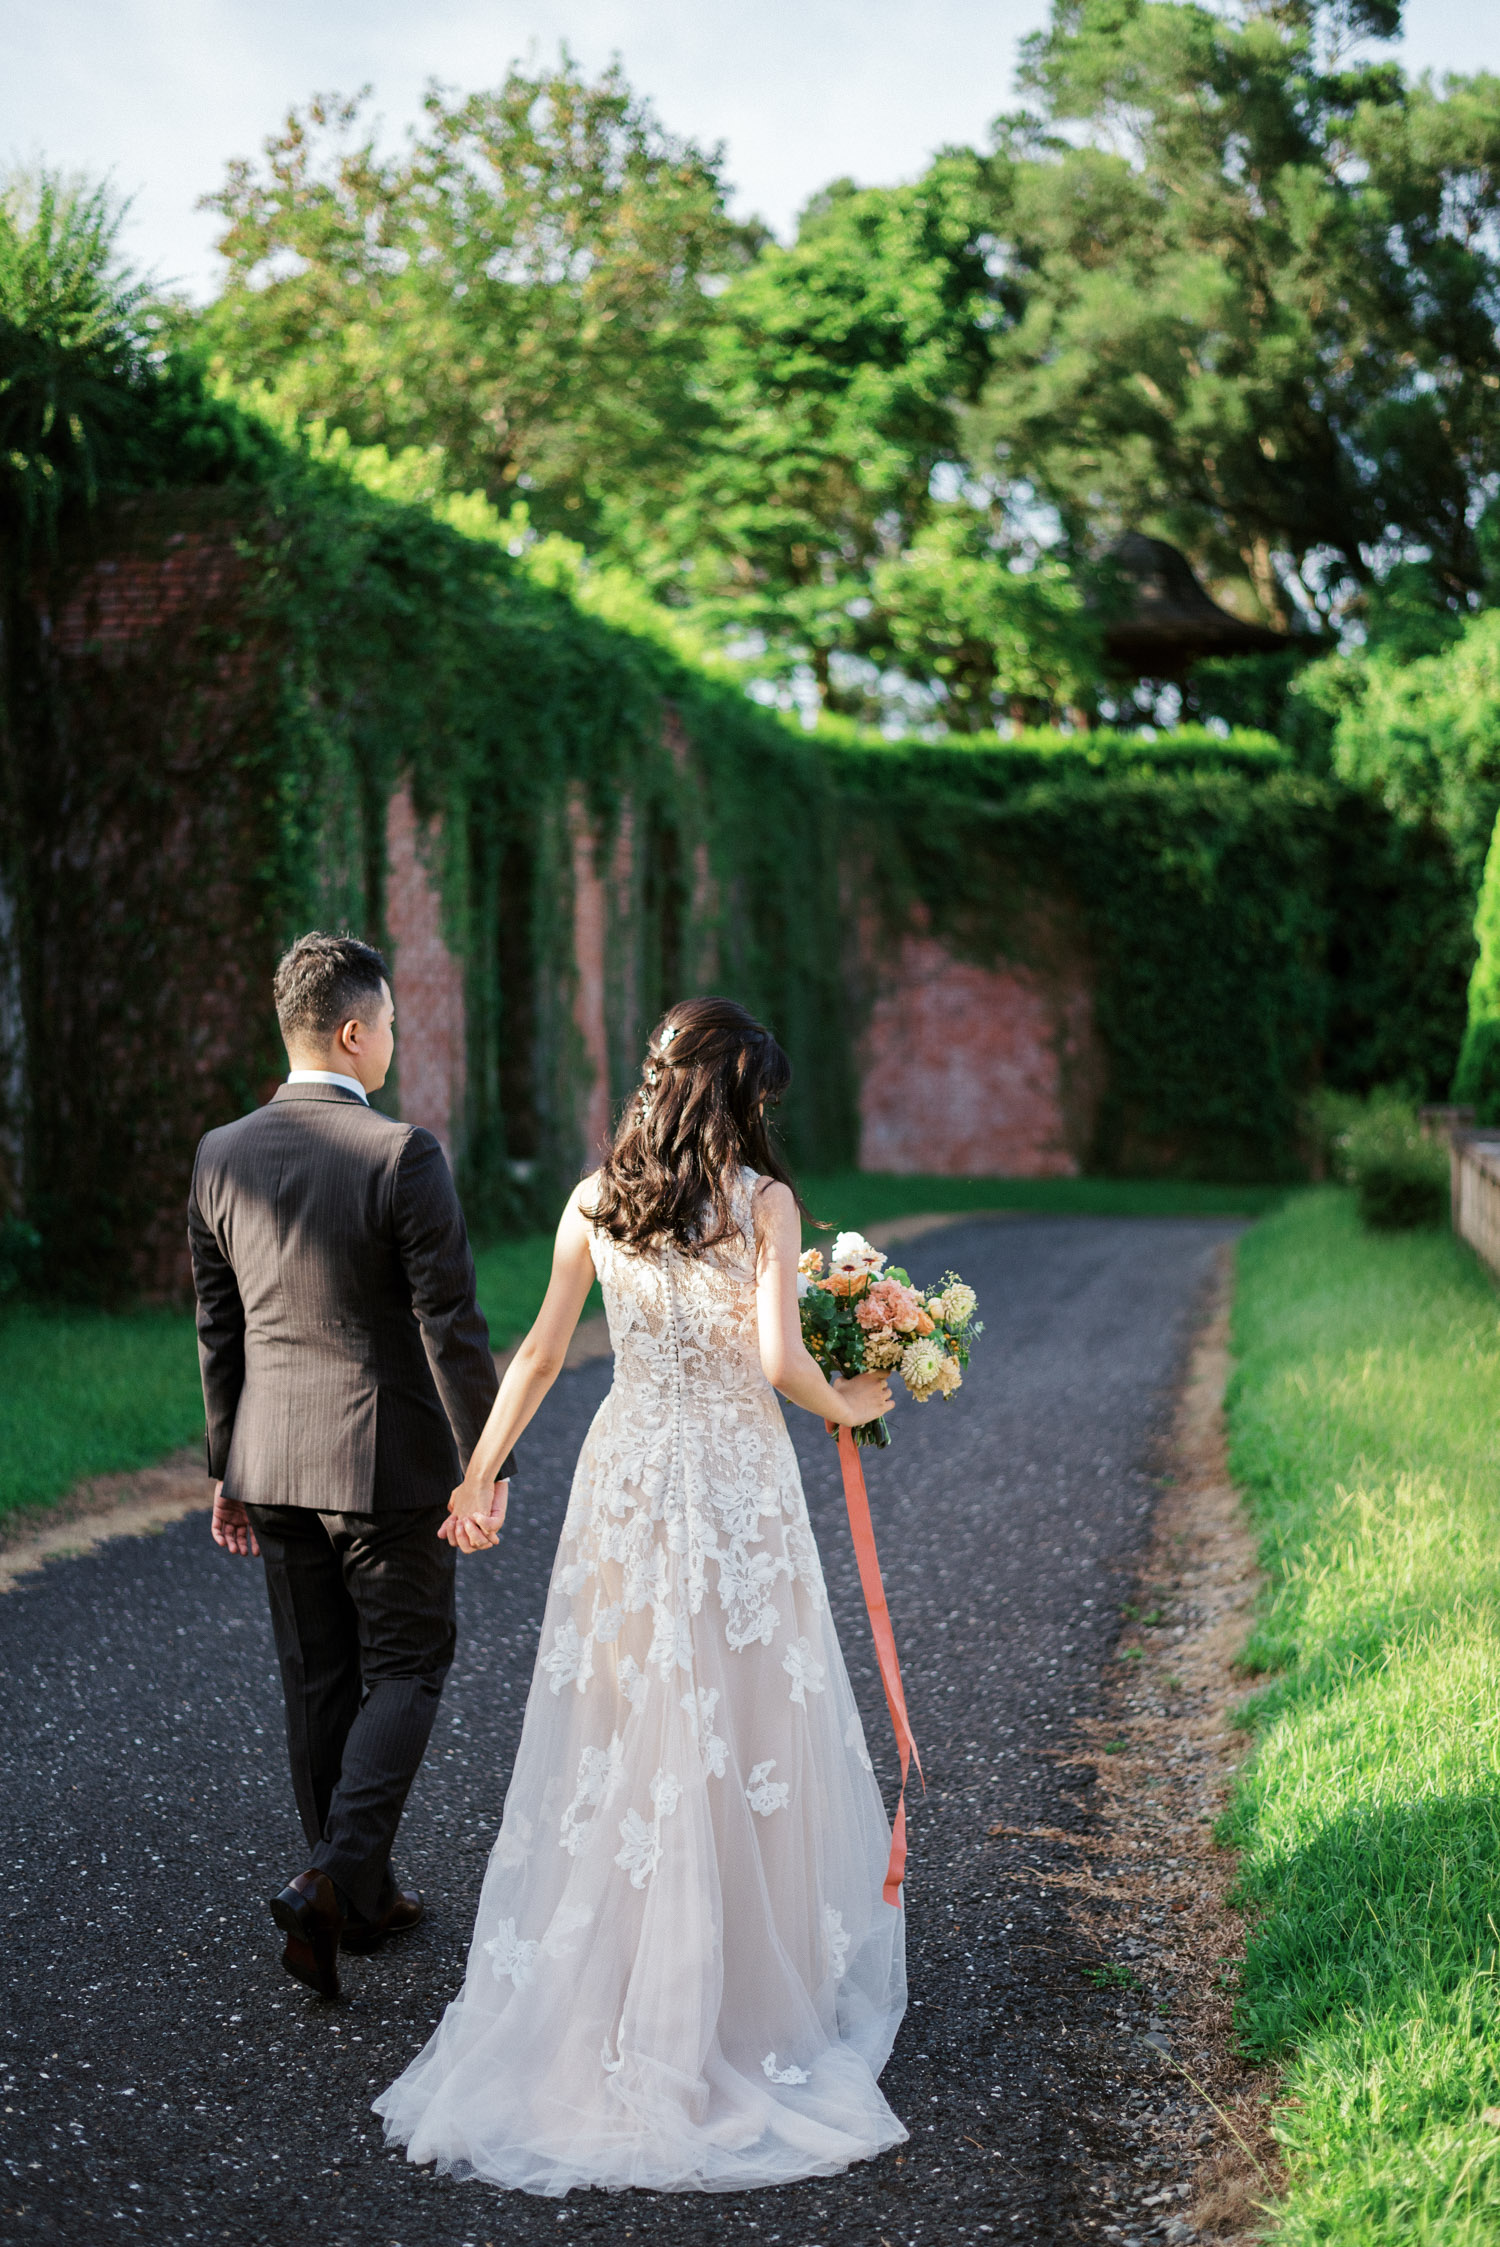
[8,0,1500,301]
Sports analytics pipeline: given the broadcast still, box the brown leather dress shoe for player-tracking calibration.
[269,1870,345,1998]
[341,1888,424,1954]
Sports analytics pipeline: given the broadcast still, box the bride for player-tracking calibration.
[375,997,908,2194]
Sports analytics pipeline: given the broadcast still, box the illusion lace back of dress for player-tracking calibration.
[374,1168,907,2194]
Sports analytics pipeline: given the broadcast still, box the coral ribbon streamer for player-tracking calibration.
[836,1425,924,1906]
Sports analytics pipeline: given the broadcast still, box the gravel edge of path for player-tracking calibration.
[1077,1244,1284,2246]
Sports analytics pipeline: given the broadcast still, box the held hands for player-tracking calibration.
[210,1482,260,1557]
[827,1370,894,1429]
[440,1479,509,1555]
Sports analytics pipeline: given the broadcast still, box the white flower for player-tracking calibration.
[485,1917,540,1988]
[746,1759,790,1816]
[939,1282,977,1327]
[762,2052,810,2085]
[555,1560,593,1596]
[682,1685,728,1777]
[823,1903,851,1981]
[716,1542,782,1649]
[900,1335,946,1398]
[617,1655,649,1712]
[592,1601,623,1644]
[782,1635,827,1707]
[614,1767,681,1887]
[830,1230,886,1276]
[615,1808,661,1888]
[648,1604,694,1679]
[559,1734,626,1855]
[650,1768,682,1818]
[542,1619,592,1693]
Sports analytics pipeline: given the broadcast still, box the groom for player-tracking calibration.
[188,930,513,2000]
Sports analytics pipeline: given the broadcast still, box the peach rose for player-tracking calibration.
[858,1280,919,1332]
[858,1279,905,1327]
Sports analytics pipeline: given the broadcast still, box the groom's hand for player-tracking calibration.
[441,1479,507,1554]
[210,1483,260,1558]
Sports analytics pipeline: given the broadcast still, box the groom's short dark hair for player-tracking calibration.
[274,932,391,1044]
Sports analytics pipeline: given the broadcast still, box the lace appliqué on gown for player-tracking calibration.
[375,1169,907,2194]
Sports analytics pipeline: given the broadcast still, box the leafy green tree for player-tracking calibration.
[0,171,153,542]
[869,504,1101,727]
[967,0,1500,628]
[0,168,267,552]
[197,60,752,541]
[1315,608,1500,884]
[639,158,1004,704]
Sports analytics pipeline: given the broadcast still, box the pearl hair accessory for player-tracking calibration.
[637,1022,679,1114]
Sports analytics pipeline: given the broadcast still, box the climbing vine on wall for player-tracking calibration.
[0,409,1474,1291]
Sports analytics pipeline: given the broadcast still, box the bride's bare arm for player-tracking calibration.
[754,1181,893,1427]
[446,1184,599,1552]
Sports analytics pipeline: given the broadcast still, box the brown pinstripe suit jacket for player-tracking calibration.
[187,1082,507,1511]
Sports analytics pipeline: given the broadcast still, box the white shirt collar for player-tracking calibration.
[286,1069,369,1105]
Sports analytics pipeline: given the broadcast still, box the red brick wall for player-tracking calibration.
[858,933,1097,1177]
[52,530,245,659]
[19,502,281,1294]
[385,787,467,1166]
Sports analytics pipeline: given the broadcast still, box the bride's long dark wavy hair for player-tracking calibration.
[589,997,805,1253]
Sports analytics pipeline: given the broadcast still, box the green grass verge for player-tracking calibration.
[0,1170,1284,1523]
[1225,1188,1500,2242]
[0,1241,566,1525]
[0,1305,203,1521]
[471,1229,572,1351]
[796,1169,1285,1228]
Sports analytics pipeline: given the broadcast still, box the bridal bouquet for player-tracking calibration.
[798,1230,981,1448]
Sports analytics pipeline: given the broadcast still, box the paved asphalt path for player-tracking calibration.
[1,1215,1239,2246]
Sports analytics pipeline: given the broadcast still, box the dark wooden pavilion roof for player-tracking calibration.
[1102,533,1288,678]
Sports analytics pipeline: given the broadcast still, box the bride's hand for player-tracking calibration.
[440,1479,508,1553]
[828,1370,894,1427]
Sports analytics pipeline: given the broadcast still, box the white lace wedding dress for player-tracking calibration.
[375,1168,907,2194]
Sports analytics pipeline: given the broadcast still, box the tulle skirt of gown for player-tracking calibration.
[374,1178,907,2194]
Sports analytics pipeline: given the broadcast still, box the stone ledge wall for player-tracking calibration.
[1451,1130,1500,1275]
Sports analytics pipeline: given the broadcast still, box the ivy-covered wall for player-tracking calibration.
[0,463,1473,1295]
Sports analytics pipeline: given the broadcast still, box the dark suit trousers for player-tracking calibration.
[247,1504,456,1923]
